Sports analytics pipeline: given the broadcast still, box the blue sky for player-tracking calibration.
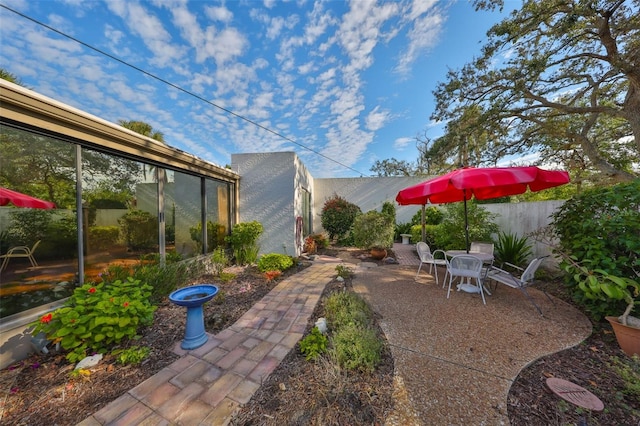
[0,0,517,177]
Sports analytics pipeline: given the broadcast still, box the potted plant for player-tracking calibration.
[573,267,640,356]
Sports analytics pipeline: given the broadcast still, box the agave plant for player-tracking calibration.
[495,231,533,269]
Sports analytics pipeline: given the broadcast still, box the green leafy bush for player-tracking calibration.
[189,220,226,253]
[550,180,640,319]
[112,346,151,365]
[335,264,354,279]
[89,226,120,251]
[394,222,412,242]
[30,279,156,363]
[411,206,444,225]
[118,209,158,250]
[494,231,533,269]
[320,195,361,240]
[410,224,440,246]
[226,221,263,265]
[211,247,229,276]
[324,291,371,331]
[433,202,498,250]
[257,253,294,272]
[299,327,328,360]
[98,255,201,304]
[352,210,395,249]
[330,323,382,373]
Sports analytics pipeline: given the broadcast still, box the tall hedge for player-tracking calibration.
[320,195,361,240]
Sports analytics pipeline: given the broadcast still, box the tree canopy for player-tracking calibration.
[431,0,639,184]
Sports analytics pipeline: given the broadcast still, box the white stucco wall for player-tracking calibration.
[483,200,565,258]
[231,152,298,256]
[313,176,426,230]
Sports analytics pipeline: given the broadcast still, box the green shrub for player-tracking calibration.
[410,224,441,246]
[395,222,412,242]
[352,210,395,249]
[226,221,263,265]
[335,264,354,279]
[330,323,382,373]
[118,209,158,250]
[494,231,533,269]
[411,206,444,225]
[98,257,201,304]
[381,201,396,221]
[324,291,371,331]
[320,195,361,240]
[211,247,229,276]
[433,202,498,250]
[89,226,120,251]
[299,327,328,361]
[112,346,151,365]
[189,220,226,253]
[550,180,640,319]
[257,253,294,272]
[30,279,156,363]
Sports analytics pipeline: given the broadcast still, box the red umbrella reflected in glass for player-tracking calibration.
[0,187,56,209]
[395,166,570,251]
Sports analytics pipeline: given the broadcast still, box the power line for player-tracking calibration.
[0,3,369,177]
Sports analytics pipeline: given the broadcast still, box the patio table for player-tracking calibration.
[445,250,494,295]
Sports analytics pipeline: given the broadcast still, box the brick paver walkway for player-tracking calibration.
[78,261,339,426]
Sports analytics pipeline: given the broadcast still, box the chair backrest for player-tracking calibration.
[416,242,433,262]
[449,255,483,277]
[520,256,548,283]
[470,242,494,255]
[31,240,41,252]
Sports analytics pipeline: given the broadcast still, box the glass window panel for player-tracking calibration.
[165,170,201,258]
[0,125,78,318]
[82,148,158,283]
[205,179,231,253]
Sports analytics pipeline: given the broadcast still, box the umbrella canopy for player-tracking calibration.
[0,187,56,209]
[396,166,570,250]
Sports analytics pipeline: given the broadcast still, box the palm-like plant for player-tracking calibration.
[495,231,533,270]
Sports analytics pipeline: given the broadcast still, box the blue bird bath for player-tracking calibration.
[169,284,219,350]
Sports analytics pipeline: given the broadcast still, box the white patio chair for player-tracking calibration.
[416,242,447,285]
[486,256,552,315]
[445,254,486,304]
[0,240,41,272]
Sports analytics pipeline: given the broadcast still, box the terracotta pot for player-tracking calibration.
[606,316,640,357]
[370,248,387,260]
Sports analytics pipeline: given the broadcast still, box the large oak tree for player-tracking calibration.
[432,0,639,183]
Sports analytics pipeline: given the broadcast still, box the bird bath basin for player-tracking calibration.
[169,284,219,350]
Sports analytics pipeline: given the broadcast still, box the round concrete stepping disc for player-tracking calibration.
[546,377,604,411]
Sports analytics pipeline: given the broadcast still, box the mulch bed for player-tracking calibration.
[1,249,638,425]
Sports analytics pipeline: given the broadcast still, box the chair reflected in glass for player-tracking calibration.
[416,242,447,285]
[0,240,41,272]
[445,254,486,305]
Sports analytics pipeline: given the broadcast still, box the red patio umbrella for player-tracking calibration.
[395,166,570,251]
[0,187,56,209]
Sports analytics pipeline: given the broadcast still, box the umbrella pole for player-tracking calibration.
[421,204,426,243]
[464,192,470,253]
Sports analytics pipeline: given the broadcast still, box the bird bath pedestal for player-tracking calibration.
[169,284,219,350]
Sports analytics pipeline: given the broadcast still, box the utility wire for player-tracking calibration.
[0,3,369,177]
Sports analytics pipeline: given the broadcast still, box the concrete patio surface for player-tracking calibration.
[78,243,592,425]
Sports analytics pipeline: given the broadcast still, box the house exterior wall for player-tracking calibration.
[231,152,299,256]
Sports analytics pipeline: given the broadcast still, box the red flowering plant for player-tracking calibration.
[264,270,282,282]
[30,278,156,363]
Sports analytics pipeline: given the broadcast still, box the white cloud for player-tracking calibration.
[365,106,390,131]
[395,5,444,75]
[394,137,413,149]
[205,5,233,23]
